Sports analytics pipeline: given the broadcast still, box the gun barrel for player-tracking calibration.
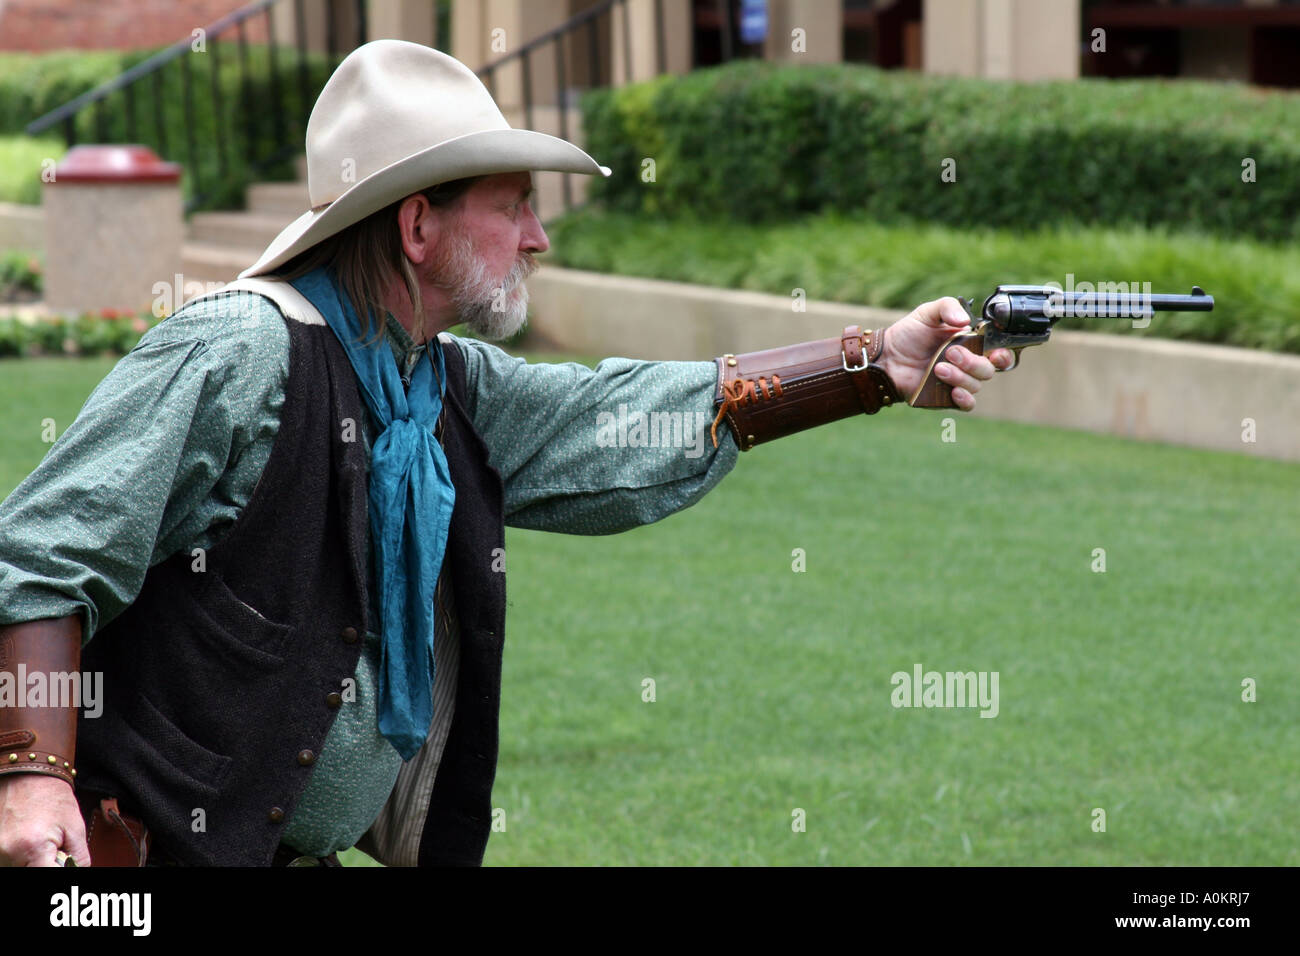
[983,285,1214,333]
[1054,290,1214,313]
[1142,292,1214,311]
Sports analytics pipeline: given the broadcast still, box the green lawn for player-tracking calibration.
[4,353,1296,866]
[0,134,62,205]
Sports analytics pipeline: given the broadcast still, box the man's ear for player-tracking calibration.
[397,193,441,265]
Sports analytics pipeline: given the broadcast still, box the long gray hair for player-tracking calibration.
[271,175,484,345]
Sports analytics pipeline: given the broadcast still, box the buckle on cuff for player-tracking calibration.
[842,346,868,374]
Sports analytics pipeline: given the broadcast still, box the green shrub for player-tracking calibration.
[0,45,333,210]
[0,309,159,359]
[0,50,125,135]
[27,315,68,354]
[0,317,22,357]
[0,250,42,297]
[583,61,1300,241]
[0,135,62,204]
[70,314,116,355]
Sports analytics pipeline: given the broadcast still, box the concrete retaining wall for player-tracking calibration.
[526,267,1300,463]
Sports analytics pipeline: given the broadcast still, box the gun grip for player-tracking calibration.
[909,332,985,408]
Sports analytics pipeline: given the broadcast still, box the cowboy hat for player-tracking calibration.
[240,39,610,278]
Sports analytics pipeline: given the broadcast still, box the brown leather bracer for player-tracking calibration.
[710,325,901,451]
[0,615,81,787]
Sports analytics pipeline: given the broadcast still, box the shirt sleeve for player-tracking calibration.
[0,292,290,643]
[450,334,740,535]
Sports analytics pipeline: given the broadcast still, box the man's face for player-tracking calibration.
[427,171,549,341]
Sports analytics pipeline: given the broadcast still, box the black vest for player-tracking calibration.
[78,313,506,866]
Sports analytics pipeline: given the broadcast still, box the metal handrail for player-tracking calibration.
[25,0,279,136]
[24,0,364,212]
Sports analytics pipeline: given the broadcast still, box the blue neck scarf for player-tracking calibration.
[288,267,456,760]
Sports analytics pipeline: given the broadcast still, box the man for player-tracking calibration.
[0,41,1012,867]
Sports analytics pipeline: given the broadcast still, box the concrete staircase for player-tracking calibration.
[182,168,310,286]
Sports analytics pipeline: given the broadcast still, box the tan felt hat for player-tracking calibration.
[240,39,610,278]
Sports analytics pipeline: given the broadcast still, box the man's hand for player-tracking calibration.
[0,775,89,867]
[879,297,1016,411]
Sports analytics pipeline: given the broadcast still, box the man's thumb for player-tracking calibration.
[915,297,971,329]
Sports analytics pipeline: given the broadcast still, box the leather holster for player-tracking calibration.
[711,325,902,451]
[0,615,81,787]
[79,794,150,867]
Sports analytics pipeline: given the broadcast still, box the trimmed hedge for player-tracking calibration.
[582,61,1300,241]
[0,51,124,135]
[0,46,332,210]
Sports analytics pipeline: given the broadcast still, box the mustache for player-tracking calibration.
[502,251,538,292]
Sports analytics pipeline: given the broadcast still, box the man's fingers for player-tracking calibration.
[950,386,975,411]
[0,777,91,867]
[945,345,997,381]
[988,348,1016,370]
[941,343,1015,412]
[934,362,983,397]
[63,820,90,868]
[24,837,61,867]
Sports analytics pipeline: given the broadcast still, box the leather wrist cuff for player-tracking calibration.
[0,616,81,787]
[711,325,902,451]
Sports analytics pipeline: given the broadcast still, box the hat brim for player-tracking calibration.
[240,128,610,278]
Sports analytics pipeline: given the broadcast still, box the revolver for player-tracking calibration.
[909,284,1214,408]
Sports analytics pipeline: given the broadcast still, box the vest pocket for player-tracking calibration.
[190,575,294,667]
[122,691,232,795]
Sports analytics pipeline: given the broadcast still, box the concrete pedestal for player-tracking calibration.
[42,145,183,316]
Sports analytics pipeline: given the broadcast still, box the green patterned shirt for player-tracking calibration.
[0,289,738,856]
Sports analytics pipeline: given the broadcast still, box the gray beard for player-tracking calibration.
[438,229,536,341]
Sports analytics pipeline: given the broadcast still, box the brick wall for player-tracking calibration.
[0,0,269,52]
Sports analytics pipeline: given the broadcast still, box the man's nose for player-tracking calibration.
[521,203,549,255]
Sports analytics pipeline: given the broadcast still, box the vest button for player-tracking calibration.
[340,626,359,644]
[268,807,285,823]
[325,692,343,709]
[297,750,316,766]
